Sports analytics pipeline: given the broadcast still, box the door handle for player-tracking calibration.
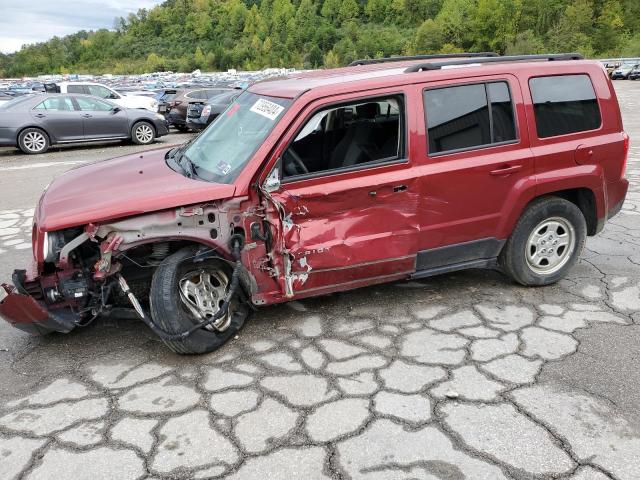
[393,184,408,193]
[34,113,46,118]
[490,165,522,176]
[82,114,93,118]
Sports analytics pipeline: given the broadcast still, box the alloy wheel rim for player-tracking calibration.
[24,132,46,152]
[525,216,576,275]
[136,124,153,143]
[179,268,231,332]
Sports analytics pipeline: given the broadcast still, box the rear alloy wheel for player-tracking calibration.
[18,128,49,154]
[150,247,249,354]
[131,122,155,145]
[500,197,586,286]
[525,217,576,275]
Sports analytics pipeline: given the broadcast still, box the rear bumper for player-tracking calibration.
[0,271,78,335]
[596,178,629,233]
[186,117,209,131]
[0,127,17,146]
[165,111,186,126]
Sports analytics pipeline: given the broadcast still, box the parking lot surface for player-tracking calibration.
[0,83,639,480]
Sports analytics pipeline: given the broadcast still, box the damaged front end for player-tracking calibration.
[0,199,254,337]
[0,226,99,334]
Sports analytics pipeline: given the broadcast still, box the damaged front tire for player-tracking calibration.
[149,247,249,354]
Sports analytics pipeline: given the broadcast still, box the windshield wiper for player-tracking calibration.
[178,152,198,179]
[167,138,199,179]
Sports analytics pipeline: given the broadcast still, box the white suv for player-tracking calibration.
[55,82,158,112]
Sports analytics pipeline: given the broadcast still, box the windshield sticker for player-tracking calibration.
[216,161,232,175]
[250,98,284,121]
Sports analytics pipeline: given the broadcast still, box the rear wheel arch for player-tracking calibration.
[17,125,53,144]
[521,188,598,236]
[17,127,51,154]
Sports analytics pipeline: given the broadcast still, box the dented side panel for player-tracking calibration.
[267,166,420,295]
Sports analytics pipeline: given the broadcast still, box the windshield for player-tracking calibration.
[182,92,291,184]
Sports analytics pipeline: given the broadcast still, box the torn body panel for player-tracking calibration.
[263,168,421,299]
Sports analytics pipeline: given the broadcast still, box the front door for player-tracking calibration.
[261,92,420,299]
[74,97,129,139]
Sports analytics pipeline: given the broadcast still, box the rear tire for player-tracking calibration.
[131,121,156,145]
[500,197,586,286]
[18,128,50,154]
[149,247,249,354]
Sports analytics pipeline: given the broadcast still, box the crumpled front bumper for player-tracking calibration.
[0,271,78,336]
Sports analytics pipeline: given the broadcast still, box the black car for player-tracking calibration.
[158,88,231,131]
[0,94,169,154]
[186,89,242,131]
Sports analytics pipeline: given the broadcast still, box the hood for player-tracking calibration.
[36,147,236,231]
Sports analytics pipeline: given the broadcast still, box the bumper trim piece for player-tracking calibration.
[0,276,78,335]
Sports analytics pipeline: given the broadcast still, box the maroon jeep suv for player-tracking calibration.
[0,53,629,354]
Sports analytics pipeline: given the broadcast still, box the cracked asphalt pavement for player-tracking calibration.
[0,82,639,480]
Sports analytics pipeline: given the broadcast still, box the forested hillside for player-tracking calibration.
[2,0,640,76]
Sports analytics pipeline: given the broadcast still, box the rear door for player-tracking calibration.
[31,96,84,142]
[261,89,421,298]
[414,75,532,270]
[74,96,129,139]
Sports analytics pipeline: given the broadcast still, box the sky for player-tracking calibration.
[0,0,163,54]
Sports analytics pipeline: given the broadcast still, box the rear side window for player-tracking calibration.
[529,75,601,138]
[424,81,517,155]
[67,85,85,94]
[34,97,75,111]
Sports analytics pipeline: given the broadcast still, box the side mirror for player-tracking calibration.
[110,93,120,99]
[111,106,121,114]
[263,162,281,193]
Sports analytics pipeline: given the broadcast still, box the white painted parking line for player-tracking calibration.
[0,161,86,172]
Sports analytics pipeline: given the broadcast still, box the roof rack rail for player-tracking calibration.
[404,53,584,73]
[349,52,499,67]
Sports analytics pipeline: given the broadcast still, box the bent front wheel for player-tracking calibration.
[149,247,249,354]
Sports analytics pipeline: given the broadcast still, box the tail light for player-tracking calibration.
[202,105,211,117]
[622,131,630,178]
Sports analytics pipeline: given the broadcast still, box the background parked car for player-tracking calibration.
[604,62,621,77]
[46,82,158,111]
[186,89,242,131]
[611,63,638,79]
[158,87,231,131]
[628,66,640,80]
[0,94,168,154]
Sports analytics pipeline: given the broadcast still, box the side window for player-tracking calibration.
[67,85,85,94]
[282,95,404,178]
[34,97,75,111]
[75,97,113,111]
[86,85,112,99]
[424,81,517,155]
[529,75,601,138]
